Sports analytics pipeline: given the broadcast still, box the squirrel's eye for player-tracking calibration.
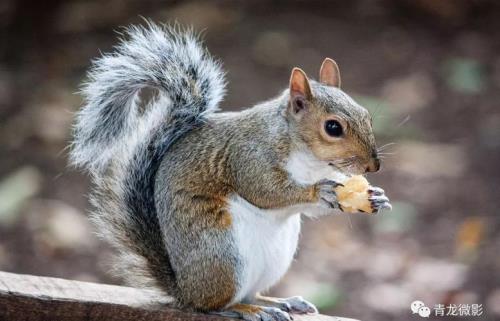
[324,120,343,137]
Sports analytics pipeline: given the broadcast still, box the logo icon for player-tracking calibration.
[411,300,426,314]
[411,301,484,318]
[418,306,431,318]
[411,300,431,318]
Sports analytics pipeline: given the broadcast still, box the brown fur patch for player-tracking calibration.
[201,277,235,310]
[217,209,232,228]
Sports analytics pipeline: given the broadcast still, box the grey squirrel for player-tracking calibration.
[71,22,391,321]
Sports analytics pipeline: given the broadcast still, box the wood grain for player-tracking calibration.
[0,271,359,321]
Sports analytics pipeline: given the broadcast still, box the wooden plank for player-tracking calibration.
[0,271,358,321]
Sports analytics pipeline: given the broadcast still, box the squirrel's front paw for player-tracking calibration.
[317,179,343,210]
[368,186,392,214]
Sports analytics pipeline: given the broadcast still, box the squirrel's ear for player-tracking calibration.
[290,68,312,99]
[289,68,312,113]
[319,58,341,88]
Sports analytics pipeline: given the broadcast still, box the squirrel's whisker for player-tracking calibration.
[377,142,396,152]
[396,114,411,128]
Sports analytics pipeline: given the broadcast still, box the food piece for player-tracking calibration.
[335,175,373,213]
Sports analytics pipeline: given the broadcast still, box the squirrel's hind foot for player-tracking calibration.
[255,295,318,315]
[213,303,292,321]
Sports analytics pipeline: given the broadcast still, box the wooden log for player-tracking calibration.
[0,271,358,321]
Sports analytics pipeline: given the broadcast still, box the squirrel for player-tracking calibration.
[70,22,391,321]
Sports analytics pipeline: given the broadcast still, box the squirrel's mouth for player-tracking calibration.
[327,154,368,176]
[328,161,364,176]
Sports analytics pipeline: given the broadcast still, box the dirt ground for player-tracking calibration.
[1,1,499,320]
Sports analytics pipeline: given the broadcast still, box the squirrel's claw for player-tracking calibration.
[368,186,385,196]
[368,187,392,214]
[261,307,293,321]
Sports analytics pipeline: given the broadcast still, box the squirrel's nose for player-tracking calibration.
[365,155,381,173]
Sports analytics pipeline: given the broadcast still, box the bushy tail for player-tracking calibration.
[70,22,226,300]
[71,21,225,173]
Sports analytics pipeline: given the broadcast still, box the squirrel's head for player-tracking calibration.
[286,58,380,175]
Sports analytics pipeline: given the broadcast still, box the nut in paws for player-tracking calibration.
[336,175,391,214]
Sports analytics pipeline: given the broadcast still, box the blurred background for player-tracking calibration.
[1,1,499,320]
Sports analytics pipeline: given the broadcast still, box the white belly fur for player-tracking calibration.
[228,194,302,304]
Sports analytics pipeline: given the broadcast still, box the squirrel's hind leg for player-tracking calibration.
[213,303,292,321]
[254,294,318,315]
